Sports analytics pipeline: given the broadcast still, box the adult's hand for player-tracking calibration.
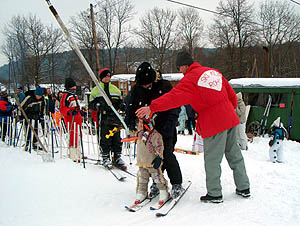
[135,106,151,118]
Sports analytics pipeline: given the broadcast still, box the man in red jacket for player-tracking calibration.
[136,51,250,203]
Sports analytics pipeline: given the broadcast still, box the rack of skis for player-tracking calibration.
[0,114,134,164]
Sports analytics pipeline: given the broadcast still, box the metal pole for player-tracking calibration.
[44,0,129,136]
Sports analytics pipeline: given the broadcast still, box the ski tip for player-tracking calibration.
[156,212,166,217]
[119,177,127,181]
[124,206,136,212]
[150,206,156,210]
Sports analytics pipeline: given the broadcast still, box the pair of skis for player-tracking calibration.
[125,181,192,217]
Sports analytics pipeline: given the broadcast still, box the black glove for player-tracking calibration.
[119,102,126,112]
[152,156,162,169]
[68,110,78,116]
[269,139,274,147]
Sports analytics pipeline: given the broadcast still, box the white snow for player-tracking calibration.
[111,73,184,82]
[229,78,300,88]
[1,134,300,226]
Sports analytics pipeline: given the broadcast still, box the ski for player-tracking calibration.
[125,193,159,212]
[105,166,126,181]
[155,181,192,217]
[84,156,136,178]
[287,90,296,137]
[150,196,172,210]
[114,165,136,178]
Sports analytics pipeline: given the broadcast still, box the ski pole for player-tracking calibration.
[44,0,129,136]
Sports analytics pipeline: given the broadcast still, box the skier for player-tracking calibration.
[268,117,287,163]
[88,68,126,169]
[125,62,183,199]
[177,106,188,135]
[20,87,45,151]
[136,51,250,203]
[134,117,169,206]
[0,86,13,142]
[235,92,248,150]
[60,78,82,162]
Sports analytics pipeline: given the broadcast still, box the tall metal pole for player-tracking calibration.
[44,0,129,136]
[90,4,101,72]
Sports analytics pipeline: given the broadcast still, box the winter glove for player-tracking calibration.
[152,156,162,169]
[268,139,274,147]
[119,102,126,112]
[68,110,78,116]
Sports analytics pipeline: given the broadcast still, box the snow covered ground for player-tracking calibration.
[1,134,300,226]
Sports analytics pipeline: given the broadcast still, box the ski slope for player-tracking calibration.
[1,134,300,226]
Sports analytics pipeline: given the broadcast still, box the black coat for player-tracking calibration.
[125,79,180,138]
[20,94,45,120]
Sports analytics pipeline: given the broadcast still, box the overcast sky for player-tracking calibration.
[0,0,298,67]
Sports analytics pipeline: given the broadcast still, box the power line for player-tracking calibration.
[289,0,300,6]
[166,0,263,27]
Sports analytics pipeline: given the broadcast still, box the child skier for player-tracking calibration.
[134,116,169,207]
[268,117,287,163]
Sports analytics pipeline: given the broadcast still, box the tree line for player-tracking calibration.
[1,0,300,90]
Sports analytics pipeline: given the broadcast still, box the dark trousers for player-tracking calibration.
[25,120,39,148]
[186,118,196,135]
[99,123,122,159]
[161,130,182,185]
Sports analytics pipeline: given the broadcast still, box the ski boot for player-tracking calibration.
[158,190,170,206]
[171,184,183,199]
[135,192,147,205]
[149,183,159,198]
[113,157,127,170]
[102,157,113,169]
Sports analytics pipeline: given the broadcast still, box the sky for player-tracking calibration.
[1,128,300,226]
[0,0,299,67]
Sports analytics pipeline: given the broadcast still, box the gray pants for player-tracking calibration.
[203,126,250,197]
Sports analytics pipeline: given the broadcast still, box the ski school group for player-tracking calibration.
[0,51,288,216]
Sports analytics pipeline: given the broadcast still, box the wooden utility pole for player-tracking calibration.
[263,46,271,78]
[90,4,101,72]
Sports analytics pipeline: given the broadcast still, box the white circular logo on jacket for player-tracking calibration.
[197,70,222,91]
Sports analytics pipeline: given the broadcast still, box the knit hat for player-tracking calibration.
[98,68,111,81]
[135,62,156,85]
[65,77,76,90]
[34,87,44,96]
[175,51,194,67]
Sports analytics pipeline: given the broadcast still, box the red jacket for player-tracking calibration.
[150,62,239,138]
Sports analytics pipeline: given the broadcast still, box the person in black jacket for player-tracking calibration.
[125,62,183,199]
[20,87,45,151]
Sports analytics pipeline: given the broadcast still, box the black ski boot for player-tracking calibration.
[149,183,159,198]
[200,194,223,203]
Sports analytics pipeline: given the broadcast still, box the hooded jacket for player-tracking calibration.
[149,62,239,138]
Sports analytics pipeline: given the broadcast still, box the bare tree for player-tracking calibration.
[2,15,64,87]
[177,7,204,56]
[209,0,257,77]
[258,0,300,77]
[136,7,177,71]
[69,10,95,75]
[95,0,134,73]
